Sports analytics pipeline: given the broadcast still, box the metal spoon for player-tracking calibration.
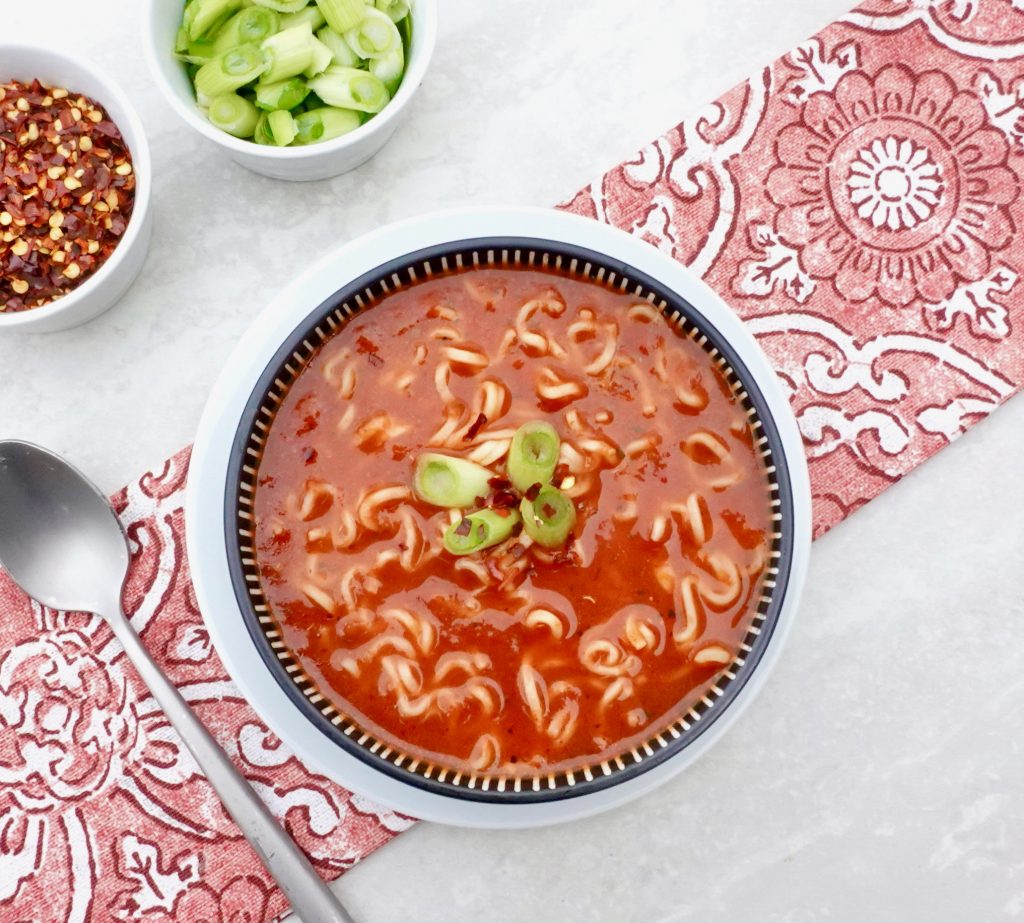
[0,440,355,923]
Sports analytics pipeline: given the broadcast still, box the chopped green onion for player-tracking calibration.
[507,422,560,493]
[414,453,494,508]
[344,6,401,58]
[194,44,268,104]
[520,487,576,549]
[207,93,261,137]
[307,65,390,113]
[251,0,308,12]
[316,25,363,66]
[212,7,280,53]
[444,509,521,556]
[375,0,410,22]
[261,23,316,83]
[254,110,298,145]
[280,4,327,31]
[255,76,309,111]
[305,35,335,77]
[183,0,243,40]
[369,46,403,94]
[175,27,191,54]
[315,0,368,33]
[293,106,361,143]
[268,109,298,144]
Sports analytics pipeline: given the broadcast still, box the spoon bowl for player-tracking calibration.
[0,441,128,616]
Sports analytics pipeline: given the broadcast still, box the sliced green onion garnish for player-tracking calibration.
[258,109,297,145]
[375,0,410,23]
[251,0,308,12]
[315,0,368,33]
[175,26,191,54]
[194,44,268,104]
[520,486,576,549]
[307,66,390,113]
[305,35,335,77]
[261,23,316,83]
[343,7,401,58]
[280,4,326,31]
[255,76,309,111]
[507,422,560,493]
[316,25,363,66]
[212,7,280,53]
[293,106,361,143]
[208,93,261,137]
[184,0,243,40]
[414,453,494,509]
[369,46,404,94]
[444,509,521,556]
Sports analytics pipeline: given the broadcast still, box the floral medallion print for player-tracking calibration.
[767,64,1018,306]
[563,0,1024,535]
[5,1,1024,919]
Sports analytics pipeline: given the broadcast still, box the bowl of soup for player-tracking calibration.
[187,207,811,827]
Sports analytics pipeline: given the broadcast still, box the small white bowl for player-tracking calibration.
[143,0,438,182]
[0,45,153,334]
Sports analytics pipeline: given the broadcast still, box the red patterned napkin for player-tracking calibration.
[4,1,1024,919]
[563,0,1024,534]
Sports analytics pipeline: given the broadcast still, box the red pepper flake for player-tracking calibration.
[487,476,511,490]
[0,79,136,313]
[524,482,542,501]
[463,412,487,441]
[491,489,518,509]
[541,503,557,518]
[494,507,511,518]
[553,463,570,483]
[302,447,318,465]
[454,518,472,537]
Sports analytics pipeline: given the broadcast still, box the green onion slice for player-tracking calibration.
[444,509,521,556]
[414,453,493,509]
[194,44,268,104]
[207,93,261,137]
[212,7,280,53]
[369,46,404,94]
[307,66,390,113]
[255,76,309,111]
[280,5,326,31]
[317,25,363,66]
[261,22,316,83]
[343,7,401,58]
[316,0,368,33]
[292,106,361,144]
[375,0,411,23]
[507,421,560,493]
[520,486,576,549]
[184,0,243,41]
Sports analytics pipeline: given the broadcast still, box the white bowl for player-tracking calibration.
[187,207,812,828]
[143,0,438,182]
[0,45,152,334]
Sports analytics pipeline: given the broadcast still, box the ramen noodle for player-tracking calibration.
[253,267,774,776]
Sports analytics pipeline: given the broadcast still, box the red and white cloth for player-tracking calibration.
[3,1,1024,919]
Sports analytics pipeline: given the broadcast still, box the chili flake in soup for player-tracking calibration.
[253,267,774,776]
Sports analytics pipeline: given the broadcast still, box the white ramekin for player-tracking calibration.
[0,44,153,334]
[186,206,813,829]
[142,0,438,182]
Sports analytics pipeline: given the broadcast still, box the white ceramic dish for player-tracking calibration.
[187,207,812,828]
[0,45,152,334]
[143,0,438,182]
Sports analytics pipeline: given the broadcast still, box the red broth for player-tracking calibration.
[253,267,773,776]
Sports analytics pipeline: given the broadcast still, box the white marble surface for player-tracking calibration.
[4,1,1024,920]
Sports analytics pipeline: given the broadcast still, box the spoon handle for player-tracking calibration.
[106,610,356,923]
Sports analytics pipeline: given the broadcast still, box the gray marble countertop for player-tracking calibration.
[5,1,1023,920]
